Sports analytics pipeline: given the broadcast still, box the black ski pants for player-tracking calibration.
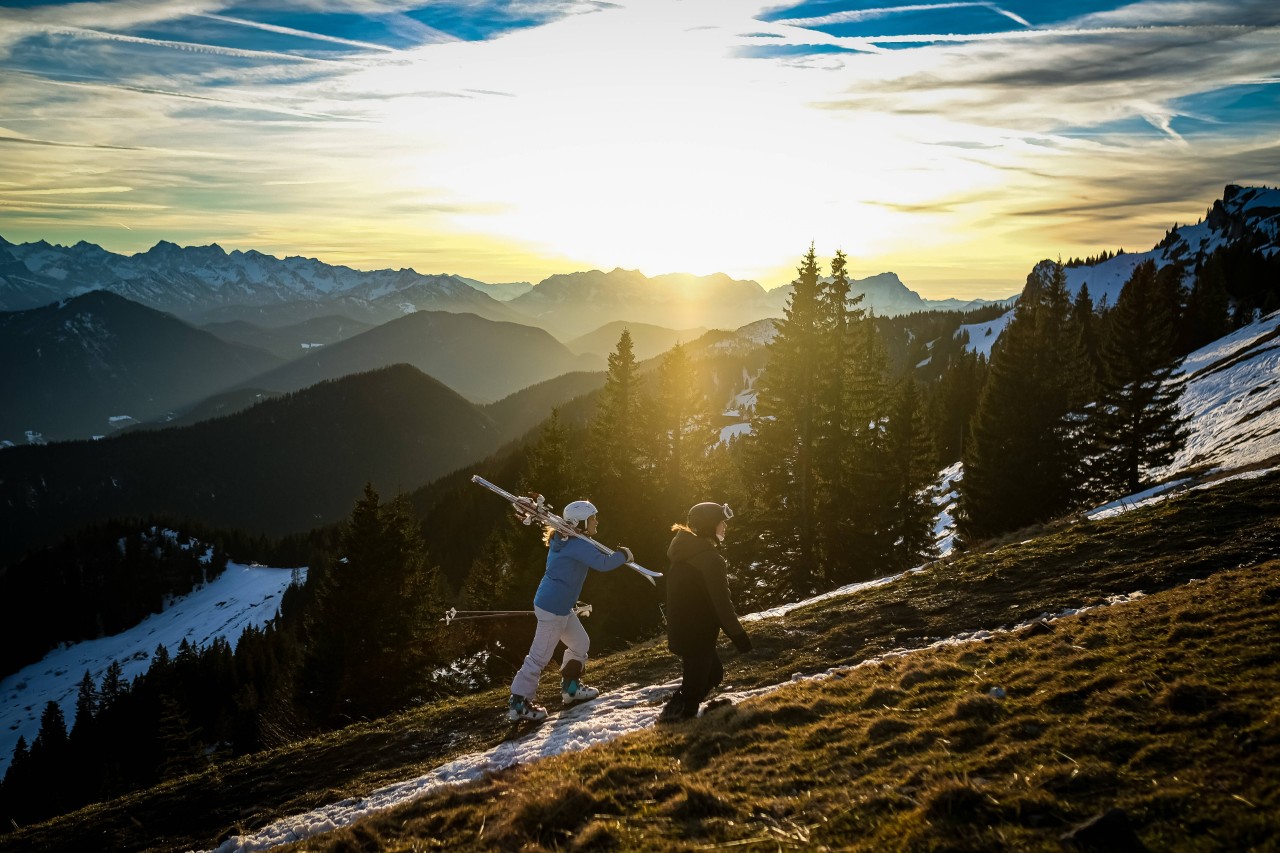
[674,643,723,718]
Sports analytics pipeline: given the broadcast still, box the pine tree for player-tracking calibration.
[655,341,710,522]
[1092,259,1191,496]
[71,670,99,738]
[585,329,665,642]
[814,249,874,583]
[960,261,1095,540]
[1182,257,1232,353]
[298,484,449,725]
[589,328,652,499]
[838,309,896,582]
[157,695,204,779]
[99,659,127,710]
[1072,282,1101,387]
[884,379,938,570]
[747,245,826,595]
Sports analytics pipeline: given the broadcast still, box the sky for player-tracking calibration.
[2,306,1277,846]
[0,2,1278,299]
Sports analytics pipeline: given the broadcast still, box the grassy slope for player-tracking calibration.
[4,470,1279,852]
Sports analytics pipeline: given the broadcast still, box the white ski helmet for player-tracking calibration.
[562,499,598,526]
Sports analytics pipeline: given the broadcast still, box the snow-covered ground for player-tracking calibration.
[1155,309,1280,476]
[958,311,1013,358]
[0,563,302,775]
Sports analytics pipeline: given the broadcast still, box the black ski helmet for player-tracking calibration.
[687,502,733,536]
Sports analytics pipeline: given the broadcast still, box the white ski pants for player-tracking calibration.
[510,606,589,700]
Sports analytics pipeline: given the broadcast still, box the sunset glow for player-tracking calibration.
[1,1,1278,298]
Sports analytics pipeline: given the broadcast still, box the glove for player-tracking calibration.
[619,546,634,564]
[731,632,753,654]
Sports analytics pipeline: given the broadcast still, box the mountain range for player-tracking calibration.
[0,237,521,327]
[0,236,1007,341]
[0,296,605,443]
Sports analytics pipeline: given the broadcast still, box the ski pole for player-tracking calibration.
[443,602,593,626]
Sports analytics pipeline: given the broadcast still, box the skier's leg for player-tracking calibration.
[708,650,724,693]
[680,642,719,715]
[559,612,598,705]
[559,610,590,673]
[510,608,569,700]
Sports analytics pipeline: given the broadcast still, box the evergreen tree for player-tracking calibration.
[1092,259,1191,496]
[26,701,71,815]
[838,307,896,582]
[884,379,938,571]
[746,245,826,595]
[157,695,204,779]
[71,670,99,738]
[1182,257,1233,353]
[1072,282,1101,386]
[655,341,710,522]
[960,261,1094,540]
[927,347,988,464]
[589,328,652,499]
[99,659,127,710]
[584,330,665,643]
[298,484,449,725]
[1,736,32,821]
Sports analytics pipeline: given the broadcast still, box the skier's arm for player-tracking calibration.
[695,551,751,650]
[570,538,631,572]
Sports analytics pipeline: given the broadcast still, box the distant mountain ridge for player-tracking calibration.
[234,309,599,404]
[0,237,521,327]
[0,291,283,444]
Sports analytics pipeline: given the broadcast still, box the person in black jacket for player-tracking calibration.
[657,501,752,723]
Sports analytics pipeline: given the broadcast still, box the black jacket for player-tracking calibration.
[665,529,749,655]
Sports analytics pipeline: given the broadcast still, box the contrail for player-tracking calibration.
[777,2,1034,29]
[197,13,405,52]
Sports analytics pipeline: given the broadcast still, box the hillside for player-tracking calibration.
[0,365,504,561]
[0,291,284,443]
[234,309,595,404]
[566,320,709,361]
[2,467,1276,852]
[200,315,374,360]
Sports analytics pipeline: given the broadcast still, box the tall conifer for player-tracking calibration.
[748,245,826,595]
[960,261,1094,540]
[1093,259,1190,496]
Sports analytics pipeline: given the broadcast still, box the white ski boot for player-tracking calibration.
[561,679,600,707]
[508,694,548,722]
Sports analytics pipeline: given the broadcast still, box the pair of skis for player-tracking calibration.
[470,475,661,585]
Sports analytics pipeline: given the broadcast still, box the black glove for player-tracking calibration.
[731,632,753,654]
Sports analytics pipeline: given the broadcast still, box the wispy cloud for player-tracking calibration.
[0,0,1277,297]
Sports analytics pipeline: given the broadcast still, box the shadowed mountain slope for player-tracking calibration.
[235,310,594,404]
[0,291,283,444]
[0,365,502,561]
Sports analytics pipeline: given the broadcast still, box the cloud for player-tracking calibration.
[0,0,1277,294]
